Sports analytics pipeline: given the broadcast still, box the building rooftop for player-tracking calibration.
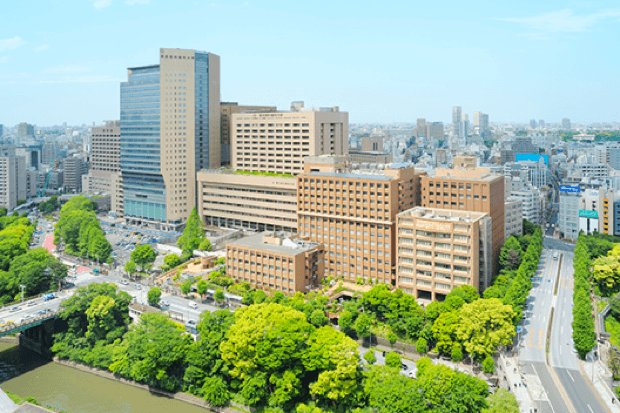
[227,232,321,256]
[398,207,488,222]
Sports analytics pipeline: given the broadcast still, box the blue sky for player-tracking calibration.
[1,0,619,126]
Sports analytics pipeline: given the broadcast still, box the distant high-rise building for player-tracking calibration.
[220,102,276,166]
[17,123,34,137]
[0,124,3,137]
[120,48,221,231]
[427,122,445,141]
[0,156,27,210]
[416,118,427,139]
[42,143,59,164]
[478,113,489,137]
[461,114,469,138]
[562,118,571,130]
[231,102,348,175]
[452,106,462,140]
[512,136,536,154]
[530,119,537,129]
[539,119,545,129]
[63,157,86,192]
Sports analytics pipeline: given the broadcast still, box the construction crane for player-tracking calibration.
[38,157,57,197]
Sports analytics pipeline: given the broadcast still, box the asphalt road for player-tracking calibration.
[544,236,576,253]
[556,368,607,413]
[550,251,577,369]
[0,292,70,325]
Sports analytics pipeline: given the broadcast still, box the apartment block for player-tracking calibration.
[196,169,297,233]
[220,103,277,166]
[231,101,348,175]
[349,151,392,164]
[17,123,34,137]
[505,196,523,239]
[0,156,27,210]
[226,232,324,294]
[297,155,425,285]
[396,207,490,301]
[120,48,220,231]
[42,143,59,164]
[511,188,541,226]
[420,168,504,280]
[91,121,120,173]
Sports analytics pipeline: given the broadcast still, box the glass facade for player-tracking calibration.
[120,65,166,221]
[194,52,210,171]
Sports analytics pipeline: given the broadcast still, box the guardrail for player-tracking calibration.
[0,311,59,337]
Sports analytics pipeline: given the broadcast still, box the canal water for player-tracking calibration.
[0,342,207,412]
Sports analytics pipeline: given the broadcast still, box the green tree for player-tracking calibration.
[196,279,209,299]
[178,207,204,254]
[385,351,401,368]
[309,309,328,327]
[451,344,464,362]
[124,260,136,278]
[10,248,56,296]
[180,278,193,296]
[446,284,479,303]
[184,310,235,393]
[387,331,397,347]
[338,310,355,335]
[523,219,537,236]
[416,337,427,354]
[214,288,225,304]
[431,310,459,354]
[201,376,230,406]
[163,253,182,271]
[109,312,193,391]
[147,287,162,306]
[199,238,212,251]
[481,389,520,413]
[482,355,495,373]
[220,303,313,407]
[456,298,516,359]
[363,365,426,413]
[354,312,372,338]
[499,236,523,272]
[131,244,157,273]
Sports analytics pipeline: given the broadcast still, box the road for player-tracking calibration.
[0,292,71,325]
[518,250,569,413]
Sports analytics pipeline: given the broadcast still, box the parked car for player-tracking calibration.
[160,300,170,307]
[134,284,141,290]
[119,279,129,285]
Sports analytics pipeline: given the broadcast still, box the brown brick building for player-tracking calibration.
[297,155,425,286]
[420,168,504,281]
[226,232,324,294]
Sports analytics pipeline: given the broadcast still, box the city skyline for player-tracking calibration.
[2,1,620,125]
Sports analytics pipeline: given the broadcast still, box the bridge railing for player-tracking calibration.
[0,311,59,334]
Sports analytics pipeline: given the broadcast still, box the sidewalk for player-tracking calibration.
[500,353,536,413]
[579,358,620,413]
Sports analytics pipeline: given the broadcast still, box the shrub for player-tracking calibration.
[385,351,401,368]
[482,355,495,374]
[416,337,427,354]
[363,350,377,365]
[451,344,463,363]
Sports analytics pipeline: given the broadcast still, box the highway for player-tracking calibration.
[0,292,70,326]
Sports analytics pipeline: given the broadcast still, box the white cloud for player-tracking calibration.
[43,66,93,75]
[499,8,620,34]
[0,36,26,52]
[34,44,49,52]
[93,0,112,9]
[126,0,150,4]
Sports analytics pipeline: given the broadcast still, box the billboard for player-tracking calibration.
[515,153,549,166]
[560,185,581,193]
[556,149,563,153]
[579,210,598,219]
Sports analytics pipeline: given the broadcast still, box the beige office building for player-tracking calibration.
[121,48,220,231]
[63,157,86,192]
[226,232,325,294]
[420,168,504,285]
[220,103,276,166]
[196,169,297,233]
[396,207,489,301]
[231,102,348,175]
[297,155,425,285]
[505,196,523,240]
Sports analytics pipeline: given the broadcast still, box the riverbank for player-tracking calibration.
[52,358,250,413]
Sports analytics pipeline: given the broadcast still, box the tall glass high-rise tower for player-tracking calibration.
[120,48,220,231]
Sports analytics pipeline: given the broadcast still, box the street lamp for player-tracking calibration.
[20,285,25,303]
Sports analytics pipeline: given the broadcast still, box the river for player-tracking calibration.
[0,342,208,412]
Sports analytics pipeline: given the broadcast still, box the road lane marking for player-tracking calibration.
[567,371,574,382]
[587,405,594,413]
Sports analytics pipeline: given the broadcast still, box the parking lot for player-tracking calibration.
[102,226,172,268]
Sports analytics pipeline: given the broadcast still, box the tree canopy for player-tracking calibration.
[178,207,204,254]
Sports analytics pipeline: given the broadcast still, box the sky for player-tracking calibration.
[1,0,620,126]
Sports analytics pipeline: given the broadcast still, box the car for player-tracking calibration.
[27,301,37,307]
[36,310,46,316]
[553,252,559,260]
[120,280,129,285]
[407,371,416,379]
[134,284,141,290]
[401,364,408,371]
[9,307,20,313]
[43,293,55,301]
[189,302,198,309]
[160,300,170,307]
[20,315,32,322]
